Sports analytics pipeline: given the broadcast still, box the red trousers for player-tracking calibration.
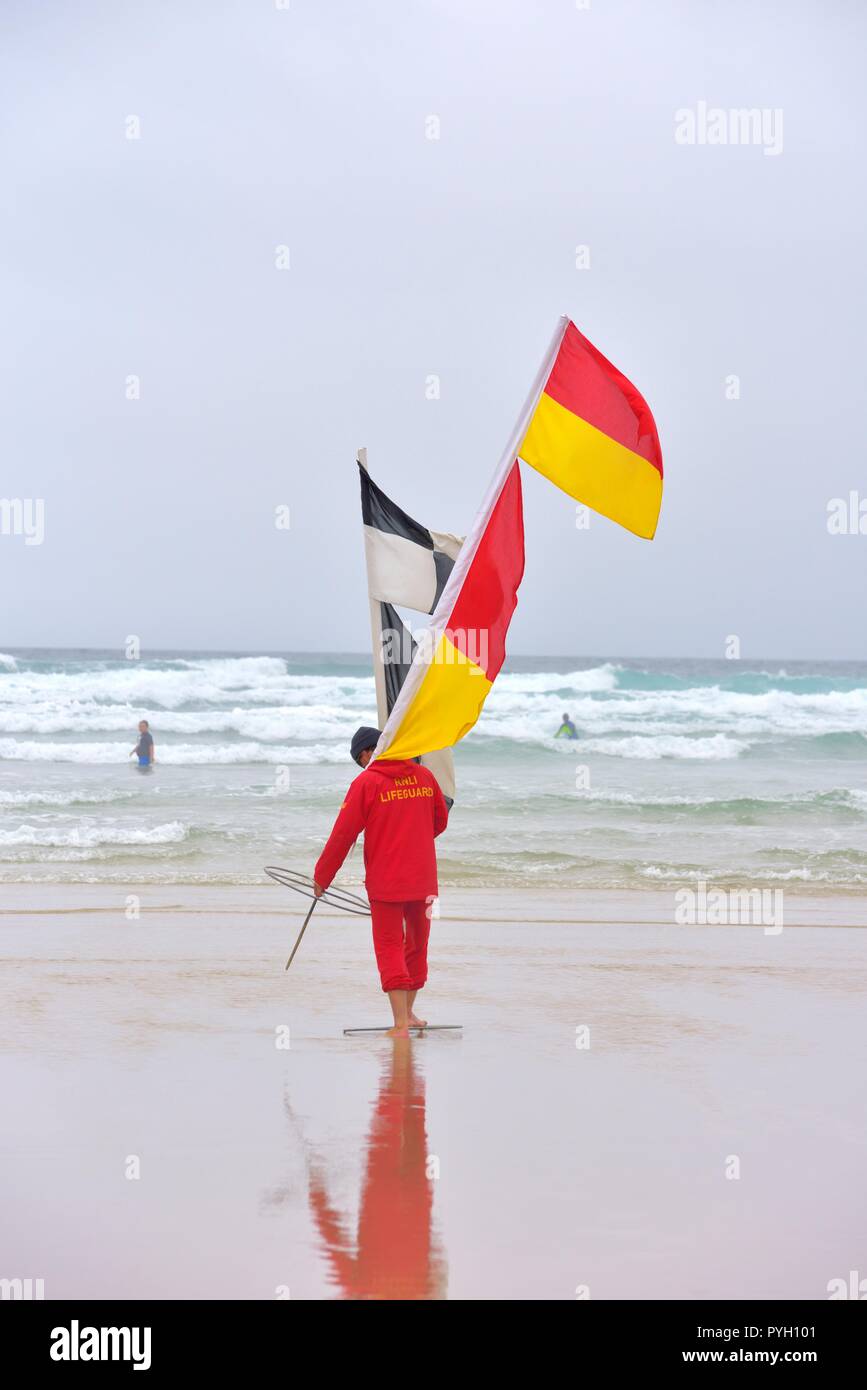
[370,899,431,993]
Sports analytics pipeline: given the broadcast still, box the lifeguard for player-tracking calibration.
[314,726,449,1038]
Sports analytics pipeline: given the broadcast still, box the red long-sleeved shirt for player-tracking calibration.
[314,759,449,902]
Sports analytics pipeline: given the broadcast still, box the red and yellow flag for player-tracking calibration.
[374,317,663,764]
[375,462,524,762]
[519,321,663,539]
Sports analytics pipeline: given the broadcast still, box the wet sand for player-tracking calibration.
[2,885,866,1300]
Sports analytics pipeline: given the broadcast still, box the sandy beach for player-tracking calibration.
[3,884,866,1301]
[5,0,867,1335]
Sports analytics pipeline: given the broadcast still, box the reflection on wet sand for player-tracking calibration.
[306,1043,447,1300]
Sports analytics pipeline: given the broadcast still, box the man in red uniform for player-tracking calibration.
[314,726,449,1038]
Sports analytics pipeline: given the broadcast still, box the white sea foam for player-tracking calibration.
[572,786,867,810]
[494,664,621,694]
[639,862,866,884]
[0,703,365,739]
[170,656,288,678]
[459,685,867,756]
[0,738,348,765]
[0,787,133,808]
[0,656,375,711]
[578,734,747,760]
[3,657,866,745]
[0,821,189,848]
[3,653,867,889]
[0,653,18,670]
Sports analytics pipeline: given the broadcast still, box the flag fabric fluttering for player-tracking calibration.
[359,463,463,616]
[371,314,663,767]
[358,458,462,801]
[519,320,663,539]
[374,460,524,763]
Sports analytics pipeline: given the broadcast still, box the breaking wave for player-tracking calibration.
[3,651,867,889]
[0,821,189,848]
[0,739,348,765]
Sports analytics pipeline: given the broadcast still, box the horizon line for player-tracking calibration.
[1,646,865,666]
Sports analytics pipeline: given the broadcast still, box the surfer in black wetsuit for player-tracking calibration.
[554,712,577,739]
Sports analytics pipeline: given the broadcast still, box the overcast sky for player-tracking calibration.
[2,0,865,659]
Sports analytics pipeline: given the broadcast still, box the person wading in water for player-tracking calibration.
[130,719,155,767]
[313,726,449,1038]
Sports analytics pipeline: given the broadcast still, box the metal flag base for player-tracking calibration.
[342,1025,463,1036]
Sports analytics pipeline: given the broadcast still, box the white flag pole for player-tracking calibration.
[373,314,570,760]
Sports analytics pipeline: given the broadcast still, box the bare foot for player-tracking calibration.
[408,1013,427,1029]
[386,1025,410,1038]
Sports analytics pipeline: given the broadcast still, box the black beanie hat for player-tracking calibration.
[350,726,381,765]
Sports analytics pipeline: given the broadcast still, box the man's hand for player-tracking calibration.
[313,881,324,898]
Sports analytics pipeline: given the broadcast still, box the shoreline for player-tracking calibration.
[2,882,866,927]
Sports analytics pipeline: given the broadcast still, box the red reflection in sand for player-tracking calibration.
[308,1043,446,1300]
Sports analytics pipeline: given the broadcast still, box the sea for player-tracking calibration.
[1,649,866,892]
